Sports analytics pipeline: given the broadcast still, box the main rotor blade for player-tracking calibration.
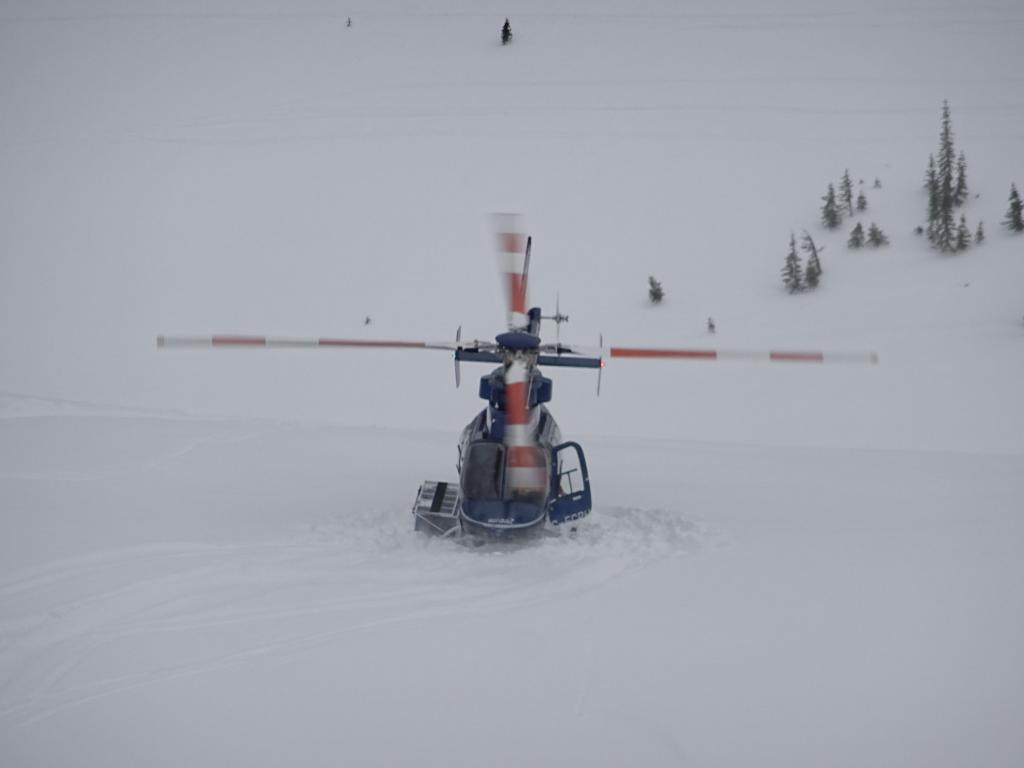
[605,346,878,364]
[492,213,529,330]
[157,334,472,351]
[539,342,878,365]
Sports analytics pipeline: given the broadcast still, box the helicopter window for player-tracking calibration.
[462,442,505,499]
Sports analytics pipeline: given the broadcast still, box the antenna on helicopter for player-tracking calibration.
[541,293,570,345]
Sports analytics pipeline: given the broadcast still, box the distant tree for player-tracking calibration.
[346,16,352,27]
[781,233,804,293]
[848,222,865,248]
[804,255,821,289]
[800,230,823,288]
[925,154,940,243]
[648,275,664,303]
[954,151,969,207]
[821,183,842,229]
[856,190,867,212]
[866,223,889,247]
[873,177,882,189]
[1005,183,1024,232]
[955,215,972,251]
[501,18,512,45]
[840,169,854,216]
[931,101,958,252]
[975,220,985,244]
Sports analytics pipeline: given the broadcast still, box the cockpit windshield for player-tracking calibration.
[462,442,505,500]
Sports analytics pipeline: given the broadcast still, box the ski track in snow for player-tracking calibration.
[0,506,708,726]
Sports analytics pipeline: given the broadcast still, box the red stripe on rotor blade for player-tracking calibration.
[506,273,527,314]
[212,335,266,346]
[608,347,717,360]
[317,339,426,348]
[769,351,824,363]
[499,231,526,254]
[505,381,529,425]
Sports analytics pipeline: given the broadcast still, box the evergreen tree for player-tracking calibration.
[821,183,841,229]
[781,234,803,293]
[866,223,889,247]
[955,215,971,251]
[848,222,865,248]
[804,255,820,289]
[856,190,867,212]
[932,101,957,252]
[954,151,968,207]
[800,230,823,287]
[501,18,512,45]
[1005,183,1024,232]
[975,220,985,244]
[873,178,882,189]
[925,154,940,244]
[648,275,664,303]
[840,169,854,216]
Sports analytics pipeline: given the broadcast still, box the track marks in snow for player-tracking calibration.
[0,506,706,725]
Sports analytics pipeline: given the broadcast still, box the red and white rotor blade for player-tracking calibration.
[604,346,878,364]
[492,213,530,330]
[157,335,459,351]
[502,356,546,495]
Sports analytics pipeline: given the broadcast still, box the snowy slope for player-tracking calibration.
[2,2,1024,766]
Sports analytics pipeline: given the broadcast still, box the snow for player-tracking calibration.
[2,1,1024,766]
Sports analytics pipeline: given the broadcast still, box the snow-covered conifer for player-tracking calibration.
[932,101,958,252]
[800,231,823,287]
[648,275,664,303]
[848,222,865,248]
[1005,184,1024,233]
[925,154,939,244]
[821,184,841,229]
[856,190,867,212]
[975,220,985,244]
[955,215,971,251]
[781,234,803,293]
[840,169,854,216]
[501,18,512,45]
[866,223,889,247]
[954,152,968,207]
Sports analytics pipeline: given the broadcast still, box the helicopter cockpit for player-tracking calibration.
[459,440,551,531]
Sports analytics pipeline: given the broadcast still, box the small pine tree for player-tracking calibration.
[932,101,958,252]
[954,151,968,207]
[804,253,821,289]
[856,190,867,212]
[848,222,865,248]
[955,214,971,251]
[800,230,823,288]
[1005,183,1024,232]
[821,183,842,229]
[648,275,664,303]
[781,233,804,293]
[840,169,854,216]
[975,220,985,244]
[873,177,882,189]
[925,154,940,244]
[866,223,889,247]
[501,18,512,45]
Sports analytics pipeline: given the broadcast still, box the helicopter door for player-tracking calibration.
[548,441,592,525]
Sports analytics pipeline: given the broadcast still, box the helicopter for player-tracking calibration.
[158,214,878,538]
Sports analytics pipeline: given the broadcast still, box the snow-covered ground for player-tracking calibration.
[2,2,1023,765]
